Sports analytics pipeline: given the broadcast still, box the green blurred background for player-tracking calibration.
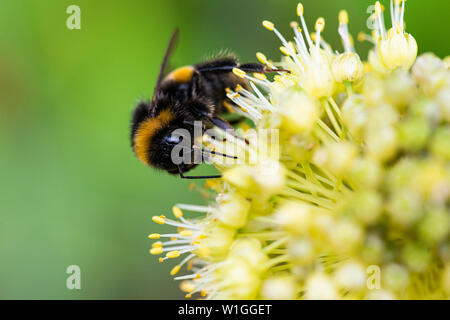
[0,0,448,299]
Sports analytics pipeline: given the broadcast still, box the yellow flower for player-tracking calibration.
[374,1,418,70]
[148,1,449,300]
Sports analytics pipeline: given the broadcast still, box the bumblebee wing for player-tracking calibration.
[152,28,179,102]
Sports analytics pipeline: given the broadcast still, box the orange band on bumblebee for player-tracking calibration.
[166,66,195,83]
[133,110,174,165]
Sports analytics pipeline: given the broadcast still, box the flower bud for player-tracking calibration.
[397,117,431,152]
[329,220,363,252]
[412,161,450,205]
[288,238,315,265]
[386,189,423,228]
[348,157,382,189]
[261,276,297,300]
[402,243,431,273]
[418,208,450,243]
[334,261,366,291]
[305,273,338,300]
[378,30,417,70]
[412,53,448,94]
[409,97,441,125]
[332,52,364,83]
[229,238,268,272]
[215,256,260,299]
[196,226,236,260]
[216,193,250,229]
[384,68,416,109]
[365,125,398,163]
[339,190,382,225]
[382,264,410,292]
[313,142,358,177]
[274,202,315,235]
[430,127,450,161]
[278,88,321,133]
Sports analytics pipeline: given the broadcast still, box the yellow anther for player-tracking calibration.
[375,1,382,15]
[339,10,349,25]
[262,20,275,31]
[315,17,325,32]
[223,101,234,113]
[290,21,299,29]
[195,273,201,280]
[150,247,163,255]
[232,68,246,78]
[198,234,207,240]
[171,237,177,241]
[172,205,183,218]
[152,241,162,248]
[280,46,291,56]
[179,229,193,237]
[158,257,163,263]
[166,250,181,259]
[185,294,192,299]
[180,281,195,293]
[357,32,366,42]
[225,87,232,94]
[148,233,160,239]
[256,52,267,64]
[152,216,165,224]
[170,265,181,276]
[395,22,402,33]
[274,75,282,82]
[201,289,207,297]
[297,3,304,16]
[235,84,243,92]
[254,73,267,81]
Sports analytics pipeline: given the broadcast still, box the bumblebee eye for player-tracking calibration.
[165,133,182,144]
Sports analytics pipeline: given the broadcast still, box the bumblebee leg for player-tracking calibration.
[178,165,221,179]
[210,117,249,144]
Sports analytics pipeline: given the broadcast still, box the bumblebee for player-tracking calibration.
[130,29,285,179]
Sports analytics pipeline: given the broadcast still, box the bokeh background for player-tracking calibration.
[0,0,449,299]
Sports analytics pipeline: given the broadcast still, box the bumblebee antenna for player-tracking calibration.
[152,28,179,102]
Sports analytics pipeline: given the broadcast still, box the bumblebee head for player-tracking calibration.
[130,102,197,174]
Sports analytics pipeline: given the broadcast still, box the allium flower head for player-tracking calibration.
[149,1,450,300]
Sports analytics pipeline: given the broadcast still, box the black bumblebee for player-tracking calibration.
[130,29,285,179]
